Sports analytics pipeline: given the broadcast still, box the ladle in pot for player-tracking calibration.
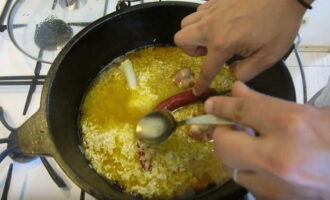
[136,110,236,145]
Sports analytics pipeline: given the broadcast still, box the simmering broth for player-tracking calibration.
[80,46,234,199]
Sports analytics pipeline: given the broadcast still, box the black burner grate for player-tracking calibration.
[0,0,117,115]
[0,0,12,32]
[0,106,67,199]
[0,0,118,198]
[1,163,13,200]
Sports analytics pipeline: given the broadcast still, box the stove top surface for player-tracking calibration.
[0,0,303,199]
[0,1,203,199]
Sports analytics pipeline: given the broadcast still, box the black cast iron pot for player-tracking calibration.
[12,2,295,200]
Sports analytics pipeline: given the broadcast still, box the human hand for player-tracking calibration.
[205,82,330,200]
[175,0,307,95]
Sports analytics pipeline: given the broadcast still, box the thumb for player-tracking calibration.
[231,55,274,82]
[231,81,262,98]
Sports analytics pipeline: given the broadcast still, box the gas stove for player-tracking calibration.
[0,1,125,199]
[0,0,306,200]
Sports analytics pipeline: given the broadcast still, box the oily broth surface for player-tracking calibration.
[80,46,234,199]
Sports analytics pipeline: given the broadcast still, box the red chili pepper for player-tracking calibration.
[154,88,217,111]
[137,88,221,171]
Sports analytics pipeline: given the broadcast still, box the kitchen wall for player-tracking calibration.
[299,0,330,47]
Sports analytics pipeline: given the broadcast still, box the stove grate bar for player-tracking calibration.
[0,146,18,164]
[0,138,10,144]
[0,107,15,131]
[40,157,67,188]
[0,75,46,80]
[0,81,44,85]
[0,0,13,26]
[80,190,85,200]
[1,163,13,200]
[22,50,43,115]
[0,106,68,189]
[52,0,58,10]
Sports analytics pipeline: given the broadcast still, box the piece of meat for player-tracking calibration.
[172,68,195,89]
[138,87,219,171]
[188,125,214,141]
[154,88,217,111]
[137,141,152,171]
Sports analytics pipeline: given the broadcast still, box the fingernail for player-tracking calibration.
[204,99,213,114]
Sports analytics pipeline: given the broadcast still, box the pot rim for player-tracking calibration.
[40,1,246,200]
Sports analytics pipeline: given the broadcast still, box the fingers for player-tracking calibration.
[230,81,258,98]
[197,0,216,11]
[212,125,263,170]
[224,165,281,199]
[194,49,232,95]
[236,172,268,199]
[230,54,275,82]
[205,82,273,132]
[226,167,255,182]
[235,171,287,200]
[232,171,267,197]
[174,24,204,46]
[174,24,206,56]
[181,11,205,28]
[204,82,257,124]
[177,1,231,94]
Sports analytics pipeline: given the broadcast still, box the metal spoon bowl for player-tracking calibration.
[136,110,236,145]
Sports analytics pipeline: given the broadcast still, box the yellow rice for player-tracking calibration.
[80,46,234,199]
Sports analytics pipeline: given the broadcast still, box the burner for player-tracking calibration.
[7,0,107,63]
[59,0,87,10]
[116,0,146,10]
[34,18,73,51]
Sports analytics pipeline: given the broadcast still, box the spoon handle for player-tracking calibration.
[183,114,235,125]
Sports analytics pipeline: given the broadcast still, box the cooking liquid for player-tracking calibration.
[80,46,235,199]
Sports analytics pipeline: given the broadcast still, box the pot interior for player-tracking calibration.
[46,2,295,200]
